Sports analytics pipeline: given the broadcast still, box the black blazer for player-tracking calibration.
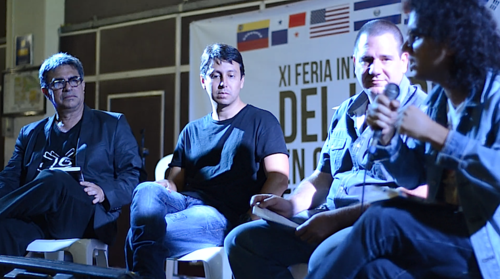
[0,105,142,244]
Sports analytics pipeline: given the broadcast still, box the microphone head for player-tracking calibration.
[384,83,400,101]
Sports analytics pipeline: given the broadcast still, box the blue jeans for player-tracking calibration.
[225,218,352,279]
[125,182,228,279]
[306,198,482,279]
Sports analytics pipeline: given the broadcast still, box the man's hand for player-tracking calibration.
[154,179,178,192]
[398,105,448,149]
[295,211,343,244]
[81,181,105,204]
[250,194,294,218]
[366,94,400,145]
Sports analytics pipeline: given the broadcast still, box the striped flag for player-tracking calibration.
[353,0,401,10]
[353,0,402,31]
[309,4,350,39]
[237,19,270,52]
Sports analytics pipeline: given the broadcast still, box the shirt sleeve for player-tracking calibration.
[255,111,289,161]
[170,127,187,168]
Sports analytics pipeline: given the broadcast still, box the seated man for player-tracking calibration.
[125,43,289,278]
[0,53,142,256]
[225,19,427,279]
[306,0,500,278]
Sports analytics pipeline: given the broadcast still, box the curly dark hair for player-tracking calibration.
[403,0,500,93]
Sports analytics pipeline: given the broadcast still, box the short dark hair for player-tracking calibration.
[200,43,245,78]
[353,19,404,56]
[39,53,84,89]
[403,0,500,93]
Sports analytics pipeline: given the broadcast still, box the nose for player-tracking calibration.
[218,77,225,89]
[369,59,382,76]
[63,80,72,91]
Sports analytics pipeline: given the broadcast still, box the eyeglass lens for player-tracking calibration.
[51,77,82,90]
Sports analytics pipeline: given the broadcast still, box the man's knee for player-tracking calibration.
[226,220,265,251]
[133,182,165,199]
[34,169,76,191]
[130,182,169,225]
[360,201,406,230]
[225,220,278,257]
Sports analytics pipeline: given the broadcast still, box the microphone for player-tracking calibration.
[361,83,400,214]
[368,83,400,156]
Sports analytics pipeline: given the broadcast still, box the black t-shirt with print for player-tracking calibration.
[38,120,82,172]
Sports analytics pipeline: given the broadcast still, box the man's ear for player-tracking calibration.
[200,75,206,90]
[352,55,357,76]
[401,52,410,72]
[41,88,50,99]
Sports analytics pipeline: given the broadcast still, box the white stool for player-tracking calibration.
[26,238,108,267]
[165,247,231,279]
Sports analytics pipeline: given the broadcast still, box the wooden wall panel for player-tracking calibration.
[107,93,164,268]
[99,74,175,158]
[83,81,96,109]
[180,72,189,130]
[0,0,5,38]
[0,46,5,167]
[100,19,175,73]
[60,33,97,76]
[64,0,186,25]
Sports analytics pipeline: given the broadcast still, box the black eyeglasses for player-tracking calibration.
[49,76,83,90]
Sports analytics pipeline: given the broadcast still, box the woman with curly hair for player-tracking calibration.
[306,0,500,278]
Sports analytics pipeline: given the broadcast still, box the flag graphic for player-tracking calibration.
[289,12,306,28]
[353,0,402,31]
[288,12,307,41]
[272,29,288,46]
[353,14,401,31]
[310,4,350,39]
[488,0,500,11]
[270,18,289,46]
[354,0,401,10]
[237,19,270,52]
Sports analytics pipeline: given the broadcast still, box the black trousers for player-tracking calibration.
[0,169,96,256]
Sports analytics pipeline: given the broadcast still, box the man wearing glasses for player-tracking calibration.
[0,53,142,256]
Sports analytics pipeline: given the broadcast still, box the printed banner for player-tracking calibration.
[190,0,437,190]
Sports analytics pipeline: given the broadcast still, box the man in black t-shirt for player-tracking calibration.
[0,53,142,257]
[125,43,290,278]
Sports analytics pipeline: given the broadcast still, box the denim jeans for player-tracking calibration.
[225,218,352,279]
[306,198,482,279]
[125,182,228,279]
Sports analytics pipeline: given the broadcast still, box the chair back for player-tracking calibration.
[155,154,173,180]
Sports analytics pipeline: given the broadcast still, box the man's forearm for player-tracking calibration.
[334,203,371,229]
[290,171,333,215]
[259,172,289,196]
[289,180,319,215]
